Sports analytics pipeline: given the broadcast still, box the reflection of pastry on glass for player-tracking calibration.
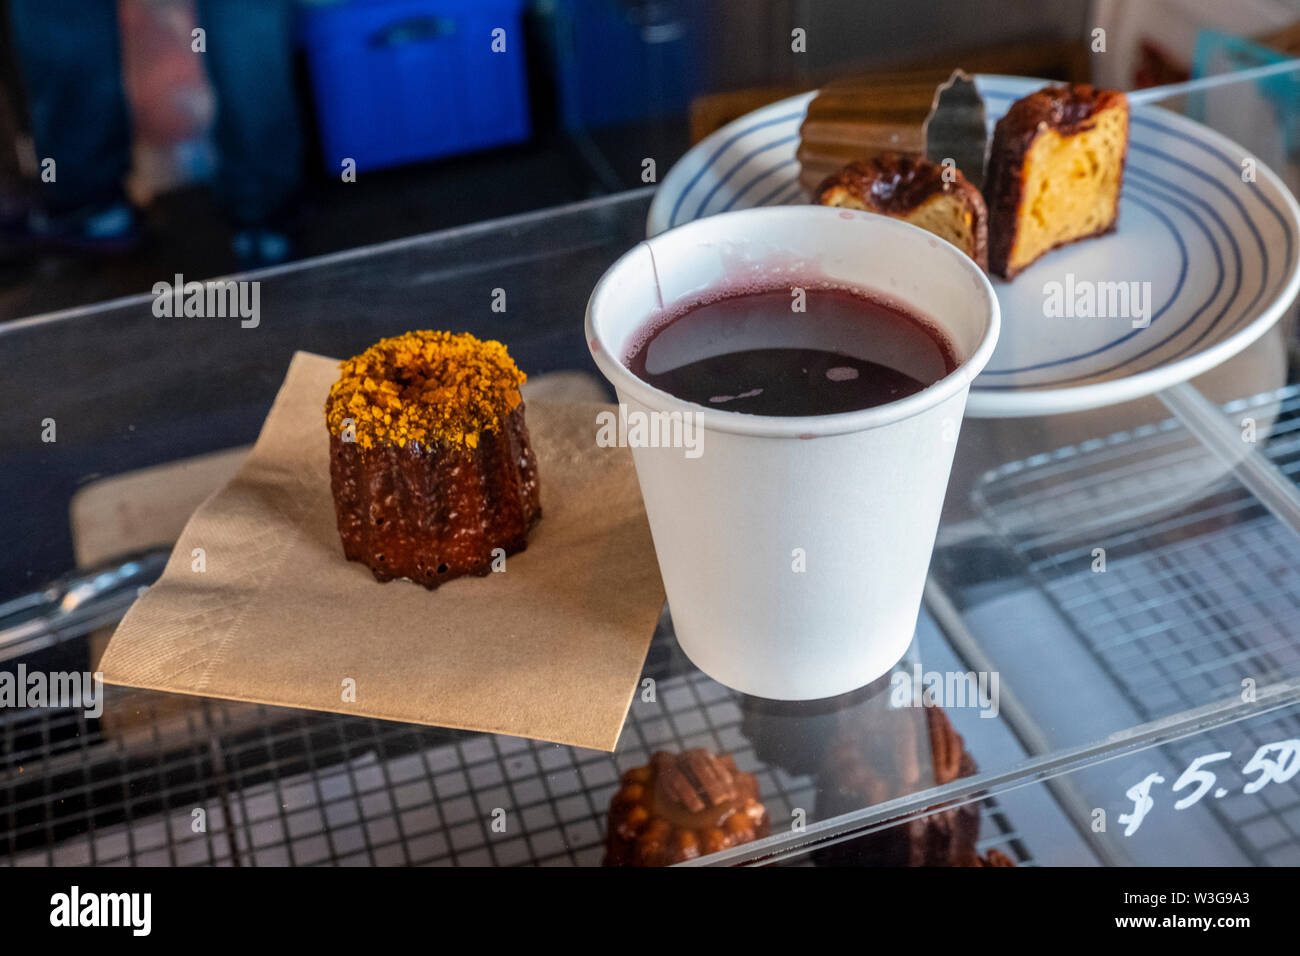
[984,84,1129,279]
[325,331,541,589]
[815,154,988,270]
[603,750,770,866]
[815,706,984,867]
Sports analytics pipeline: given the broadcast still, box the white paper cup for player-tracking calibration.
[586,206,1000,700]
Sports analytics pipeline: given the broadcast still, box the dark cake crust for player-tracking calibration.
[329,403,540,588]
[984,84,1129,279]
[815,154,989,270]
[603,750,770,866]
[815,153,970,216]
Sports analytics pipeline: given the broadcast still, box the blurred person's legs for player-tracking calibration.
[0,8,33,222]
[196,0,303,267]
[6,0,137,249]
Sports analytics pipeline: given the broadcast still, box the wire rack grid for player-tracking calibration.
[973,383,1300,865]
[2,643,1036,867]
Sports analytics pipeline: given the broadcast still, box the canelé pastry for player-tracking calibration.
[814,706,982,867]
[816,154,989,269]
[325,331,540,589]
[797,68,987,195]
[984,84,1129,278]
[603,750,770,866]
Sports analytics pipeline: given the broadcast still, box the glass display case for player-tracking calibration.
[4,77,1300,869]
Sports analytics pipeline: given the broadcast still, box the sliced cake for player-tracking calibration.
[984,84,1130,278]
[815,153,989,269]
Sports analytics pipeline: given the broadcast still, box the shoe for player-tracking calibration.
[0,198,140,258]
[232,227,293,270]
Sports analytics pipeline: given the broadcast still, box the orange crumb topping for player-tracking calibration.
[325,330,526,451]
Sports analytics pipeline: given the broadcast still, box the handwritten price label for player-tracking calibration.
[1118,738,1300,836]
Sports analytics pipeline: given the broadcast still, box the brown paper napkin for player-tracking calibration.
[99,351,666,751]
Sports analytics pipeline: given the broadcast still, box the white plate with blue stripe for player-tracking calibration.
[648,75,1300,417]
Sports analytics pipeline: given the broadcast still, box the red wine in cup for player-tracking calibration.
[623,286,957,417]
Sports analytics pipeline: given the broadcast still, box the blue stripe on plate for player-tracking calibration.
[669,110,806,228]
[974,187,1195,381]
[978,179,1230,388]
[1129,137,1268,334]
[1127,164,1243,359]
[778,183,807,204]
[694,134,801,219]
[759,175,802,207]
[1137,116,1292,336]
[722,157,801,212]
[1144,111,1294,314]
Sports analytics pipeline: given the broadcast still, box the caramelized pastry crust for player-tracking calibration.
[326,331,540,588]
[603,750,770,866]
[815,154,988,269]
[984,84,1129,278]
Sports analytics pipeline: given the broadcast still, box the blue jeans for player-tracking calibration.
[8,0,303,226]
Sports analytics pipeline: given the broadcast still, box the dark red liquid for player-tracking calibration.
[624,287,957,417]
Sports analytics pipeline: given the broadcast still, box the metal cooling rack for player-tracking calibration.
[1157,707,1300,866]
[972,383,1300,865]
[1,638,1032,867]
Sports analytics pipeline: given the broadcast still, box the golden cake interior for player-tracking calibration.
[1006,103,1128,274]
[819,186,978,259]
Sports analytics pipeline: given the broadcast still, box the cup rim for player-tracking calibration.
[585,206,1002,439]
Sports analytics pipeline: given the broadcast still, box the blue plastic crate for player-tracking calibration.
[300,0,531,172]
[534,0,703,131]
